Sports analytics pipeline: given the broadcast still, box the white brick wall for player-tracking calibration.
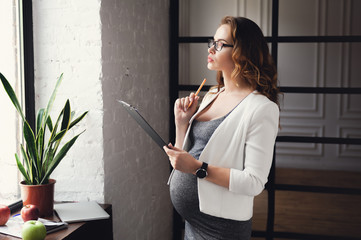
[33,0,172,239]
[33,0,104,203]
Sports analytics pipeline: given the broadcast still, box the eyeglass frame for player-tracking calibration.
[208,39,234,51]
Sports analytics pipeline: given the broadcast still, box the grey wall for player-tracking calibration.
[101,0,173,239]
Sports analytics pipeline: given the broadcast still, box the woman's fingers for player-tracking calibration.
[189,92,195,100]
[163,144,198,173]
[184,96,191,111]
[175,92,199,112]
[163,143,178,155]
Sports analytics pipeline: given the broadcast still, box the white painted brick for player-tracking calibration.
[33,0,104,204]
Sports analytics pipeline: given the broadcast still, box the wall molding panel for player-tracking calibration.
[277,124,324,157]
[280,94,324,119]
[338,126,361,158]
[340,94,361,119]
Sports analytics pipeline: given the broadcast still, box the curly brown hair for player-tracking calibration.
[216,16,280,107]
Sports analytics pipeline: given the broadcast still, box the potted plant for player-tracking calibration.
[0,72,88,216]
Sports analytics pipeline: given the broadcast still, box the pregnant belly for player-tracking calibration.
[169,170,200,220]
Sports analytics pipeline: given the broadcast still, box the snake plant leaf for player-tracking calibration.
[51,129,67,143]
[20,144,33,183]
[46,115,53,132]
[36,109,45,135]
[15,153,31,185]
[47,101,70,149]
[36,110,46,167]
[40,131,84,184]
[23,121,40,178]
[36,126,45,167]
[40,73,63,132]
[42,145,55,176]
[0,72,26,122]
[69,111,88,130]
[49,107,64,144]
[61,100,71,131]
[49,105,68,154]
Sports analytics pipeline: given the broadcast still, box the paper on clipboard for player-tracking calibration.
[117,100,167,149]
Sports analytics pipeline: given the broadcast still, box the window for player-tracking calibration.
[0,0,24,205]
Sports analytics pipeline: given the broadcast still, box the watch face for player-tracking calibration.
[196,169,207,178]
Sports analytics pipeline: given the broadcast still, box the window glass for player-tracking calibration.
[0,0,23,205]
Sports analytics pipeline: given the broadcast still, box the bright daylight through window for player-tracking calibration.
[0,0,23,205]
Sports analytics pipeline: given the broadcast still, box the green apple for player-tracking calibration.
[21,220,46,240]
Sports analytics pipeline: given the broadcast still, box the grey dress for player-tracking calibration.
[169,114,252,240]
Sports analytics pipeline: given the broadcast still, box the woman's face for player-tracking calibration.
[207,24,234,73]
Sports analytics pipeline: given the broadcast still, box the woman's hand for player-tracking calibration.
[163,144,201,174]
[174,92,199,128]
[164,144,231,188]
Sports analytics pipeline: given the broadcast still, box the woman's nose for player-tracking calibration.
[208,46,215,54]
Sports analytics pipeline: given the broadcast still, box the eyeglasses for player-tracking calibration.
[208,39,234,51]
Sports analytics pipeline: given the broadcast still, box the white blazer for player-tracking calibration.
[168,88,279,221]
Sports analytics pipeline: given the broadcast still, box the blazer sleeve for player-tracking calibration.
[229,101,279,196]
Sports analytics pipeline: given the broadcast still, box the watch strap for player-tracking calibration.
[201,162,208,171]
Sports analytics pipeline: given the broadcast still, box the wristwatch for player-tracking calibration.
[196,162,208,179]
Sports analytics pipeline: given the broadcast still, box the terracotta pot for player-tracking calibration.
[20,179,56,217]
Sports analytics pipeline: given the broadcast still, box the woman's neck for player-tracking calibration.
[222,71,254,95]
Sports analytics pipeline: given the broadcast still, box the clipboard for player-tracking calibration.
[118,100,167,149]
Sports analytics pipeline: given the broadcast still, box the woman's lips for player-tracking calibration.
[207,57,213,63]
